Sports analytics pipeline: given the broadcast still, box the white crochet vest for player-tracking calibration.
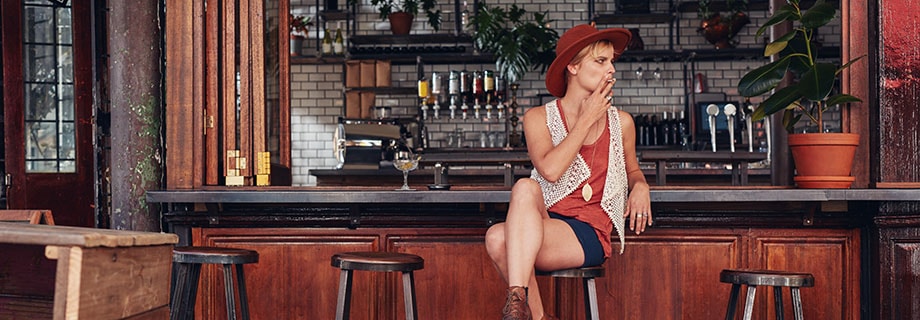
[530,99,629,254]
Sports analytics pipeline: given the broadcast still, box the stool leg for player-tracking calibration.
[742,286,757,320]
[222,264,238,320]
[773,286,784,320]
[791,287,805,320]
[583,277,599,320]
[170,263,201,320]
[724,284,741,320]
[335,269,354,320]
[402,271,418,320]
[236,264,251,320]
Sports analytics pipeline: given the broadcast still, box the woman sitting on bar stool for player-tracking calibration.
[485,24,651,320]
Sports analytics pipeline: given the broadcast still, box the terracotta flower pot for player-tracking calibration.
[788,133,860,188]
[388,12,414,35]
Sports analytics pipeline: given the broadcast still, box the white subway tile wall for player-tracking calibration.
[289,0,842,186]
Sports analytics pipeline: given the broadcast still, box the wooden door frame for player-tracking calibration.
[1,0,96,227]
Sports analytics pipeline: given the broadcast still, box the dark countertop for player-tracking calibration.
[147,188,920,204]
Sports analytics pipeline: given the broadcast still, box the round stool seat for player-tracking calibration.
[173,246,259,265]
[537,265,605,278]
[720,269,814,287]
[720,269,814,320]
[331,251,424,272]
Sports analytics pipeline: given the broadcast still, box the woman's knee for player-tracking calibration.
[510,178,542,203]
[484,224,506,258]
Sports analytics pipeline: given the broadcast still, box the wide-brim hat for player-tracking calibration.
[545,24,631,98]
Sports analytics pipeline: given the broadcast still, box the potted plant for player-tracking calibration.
[358,0,441,34]
[469,3,558,84]
[290,14,313,56]
[697,0,750,49]
[737,0,864,188]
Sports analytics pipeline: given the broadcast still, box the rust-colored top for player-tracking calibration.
[548,113,614,258]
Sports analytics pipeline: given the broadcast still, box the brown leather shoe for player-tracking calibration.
[502,286,532,320]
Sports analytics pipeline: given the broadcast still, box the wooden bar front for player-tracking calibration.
[146,188,897,319]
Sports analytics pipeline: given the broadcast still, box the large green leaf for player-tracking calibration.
[825,94,862,107]
[756,4,799,37]
[753,86,802,121]
[800,1,836,29]
[738,57,791,97]
[763,31,796,56]
[797,62,837,101]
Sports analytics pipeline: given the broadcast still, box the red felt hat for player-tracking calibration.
[545,24,631,98]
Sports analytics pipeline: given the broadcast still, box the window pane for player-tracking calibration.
[59,123,75,160]
[25,83,57,121]
[24,44,56,82]
[27,161,59,173]
[60,84,74,120]
[58,45,73,82]
[56,7,72,45]
[23,1,76,173]
[24,6,53,44]
[26,122,58,160]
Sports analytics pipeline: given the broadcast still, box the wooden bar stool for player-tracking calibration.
[170,246,259,320]
[537,265,606,320]
[720,269,815,320]
[331,252,424,320]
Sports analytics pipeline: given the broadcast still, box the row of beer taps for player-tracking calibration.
[705,102,771,158]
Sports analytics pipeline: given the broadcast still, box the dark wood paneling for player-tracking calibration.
[876,221,920,320]
[604,229,742,319]
[753,229,861,320]
[878,0,920,183]
[165,0,198,188]
[188,226,860,319]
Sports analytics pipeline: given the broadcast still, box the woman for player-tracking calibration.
[484,24,652,320]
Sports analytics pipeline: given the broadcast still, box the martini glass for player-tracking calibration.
[393,150,419,191]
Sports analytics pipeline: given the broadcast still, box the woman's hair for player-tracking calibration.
[569,40,616,68]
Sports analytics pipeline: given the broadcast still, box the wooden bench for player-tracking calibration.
[0,209,55,225]
[0,222,178,319]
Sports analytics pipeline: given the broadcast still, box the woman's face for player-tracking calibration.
[569,42,617,94]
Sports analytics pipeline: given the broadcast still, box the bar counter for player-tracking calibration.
[148,187,920,203]
[147,187,920,319]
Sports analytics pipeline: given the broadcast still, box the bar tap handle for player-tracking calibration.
[485,104,493,120]
[706,104,720,152]
[460,100,469,121]
[473,100,481,120]
[496,103,505,120]
[744,103,754,152]
[764,116,772,162]
[724,103,736,152]
[421,103,429,121]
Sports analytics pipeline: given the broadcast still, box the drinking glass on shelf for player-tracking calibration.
[393,150,420,191]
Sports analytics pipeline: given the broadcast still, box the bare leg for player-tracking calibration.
[485,178,586,319]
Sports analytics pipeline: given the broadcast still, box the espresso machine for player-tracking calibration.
[333,117,419,169]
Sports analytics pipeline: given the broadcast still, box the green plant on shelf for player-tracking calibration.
[737,0,864,133]
[470,2,558,84]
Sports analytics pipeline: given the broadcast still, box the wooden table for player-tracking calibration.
[0,222,178,320]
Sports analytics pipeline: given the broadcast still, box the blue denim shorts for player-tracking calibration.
[549,212,605,267]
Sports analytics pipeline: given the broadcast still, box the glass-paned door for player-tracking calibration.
[23,0,75,173]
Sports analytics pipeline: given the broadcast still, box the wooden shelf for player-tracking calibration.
[349,34,474,45]
[290,55,345,64]
[594,13,675,24]
[345,87,415,95]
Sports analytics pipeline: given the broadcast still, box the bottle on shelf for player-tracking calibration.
[460,0,470,35]
[322,24,333,56]
[661,112,671,145]
[333,22,344,55]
